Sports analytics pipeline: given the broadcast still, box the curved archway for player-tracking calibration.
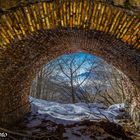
[0,1,140,126]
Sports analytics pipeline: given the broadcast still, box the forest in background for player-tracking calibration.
[30,53,138,109]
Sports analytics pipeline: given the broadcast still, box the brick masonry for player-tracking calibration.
[0,1,140,126]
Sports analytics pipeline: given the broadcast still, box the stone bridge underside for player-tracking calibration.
[0,0,140,126]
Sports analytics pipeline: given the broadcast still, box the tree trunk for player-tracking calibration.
[36,69,43,98]
[70,72,76,103]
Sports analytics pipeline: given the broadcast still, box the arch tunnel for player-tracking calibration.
[0,0,140,126]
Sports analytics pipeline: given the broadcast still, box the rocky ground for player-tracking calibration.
[1,112,139,140]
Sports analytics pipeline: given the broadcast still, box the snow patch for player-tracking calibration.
[29,96,125,124]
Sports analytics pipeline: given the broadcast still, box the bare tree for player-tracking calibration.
[30,60,56,99]
[30,53,100,103]
[56,54,97,103]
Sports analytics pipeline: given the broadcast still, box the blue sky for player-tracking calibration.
[57,52,102,71]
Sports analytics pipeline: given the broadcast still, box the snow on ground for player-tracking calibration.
[29,96,126,125]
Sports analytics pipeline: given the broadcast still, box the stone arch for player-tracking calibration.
[0,1,140,126]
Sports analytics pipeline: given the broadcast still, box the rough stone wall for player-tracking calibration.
[0,1,140,126]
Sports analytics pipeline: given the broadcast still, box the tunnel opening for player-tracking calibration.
[30,52,134,104]
[18,52,137,139]
[29,52,137,119]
